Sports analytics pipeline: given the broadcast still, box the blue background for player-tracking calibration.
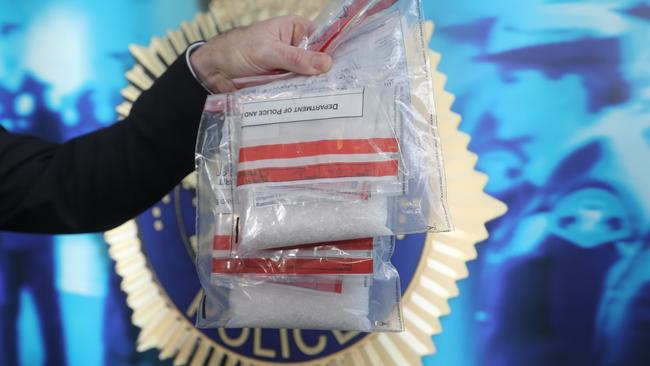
[1,0,650,365]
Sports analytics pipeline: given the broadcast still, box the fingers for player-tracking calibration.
[274,15,312,46]
[212,74,237,93]
[277,16,330,75]
[194,15,332,88]
[272,43,333,75]
[289,16,312,46]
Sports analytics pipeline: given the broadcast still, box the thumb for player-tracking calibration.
[272,43,333,75]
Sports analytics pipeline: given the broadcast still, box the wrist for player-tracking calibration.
[189,39,236,94]
[186,42,214,94]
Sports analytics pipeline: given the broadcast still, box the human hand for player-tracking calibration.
[190,16,333,93]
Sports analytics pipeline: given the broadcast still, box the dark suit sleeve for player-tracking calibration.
[0,54,208,234]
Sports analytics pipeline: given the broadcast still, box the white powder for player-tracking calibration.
[225,278,371,330]
[237,196,392,251]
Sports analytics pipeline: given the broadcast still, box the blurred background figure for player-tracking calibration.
[0,64,67,365]
[0,233,66,366]
[427,1,650,365]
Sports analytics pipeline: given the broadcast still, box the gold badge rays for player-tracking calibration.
[105,1,507,365]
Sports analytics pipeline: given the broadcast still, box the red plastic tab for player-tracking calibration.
[211,257,374,275]
[239,138,399,163]
[309,0,399,53]
[237,160,399,186]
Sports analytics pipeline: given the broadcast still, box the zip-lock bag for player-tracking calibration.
[195,0,449,331]
[196,236,402,331]
[196,0,451,252]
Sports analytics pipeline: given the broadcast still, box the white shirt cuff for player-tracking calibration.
[185,41,215,95]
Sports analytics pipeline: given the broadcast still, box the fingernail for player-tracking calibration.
[312,54,332,72]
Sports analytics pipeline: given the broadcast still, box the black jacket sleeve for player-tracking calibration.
[0,54,208,234]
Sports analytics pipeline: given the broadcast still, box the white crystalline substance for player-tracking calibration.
[226,279,371,330]
[238,196,392,251]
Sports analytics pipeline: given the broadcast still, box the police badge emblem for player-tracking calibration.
[105,1,507,364]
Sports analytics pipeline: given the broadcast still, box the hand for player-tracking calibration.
[190,15,333,93]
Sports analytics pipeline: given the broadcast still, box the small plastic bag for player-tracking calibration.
[195,236,403,331]
[220,275,403,331]
[197,94,398,251]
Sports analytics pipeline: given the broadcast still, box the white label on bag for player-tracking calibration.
[241,88,364,127]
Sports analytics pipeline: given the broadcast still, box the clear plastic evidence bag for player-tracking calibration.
[196,0,451,252]
[196,234,403,331]
[194,0,449,331]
